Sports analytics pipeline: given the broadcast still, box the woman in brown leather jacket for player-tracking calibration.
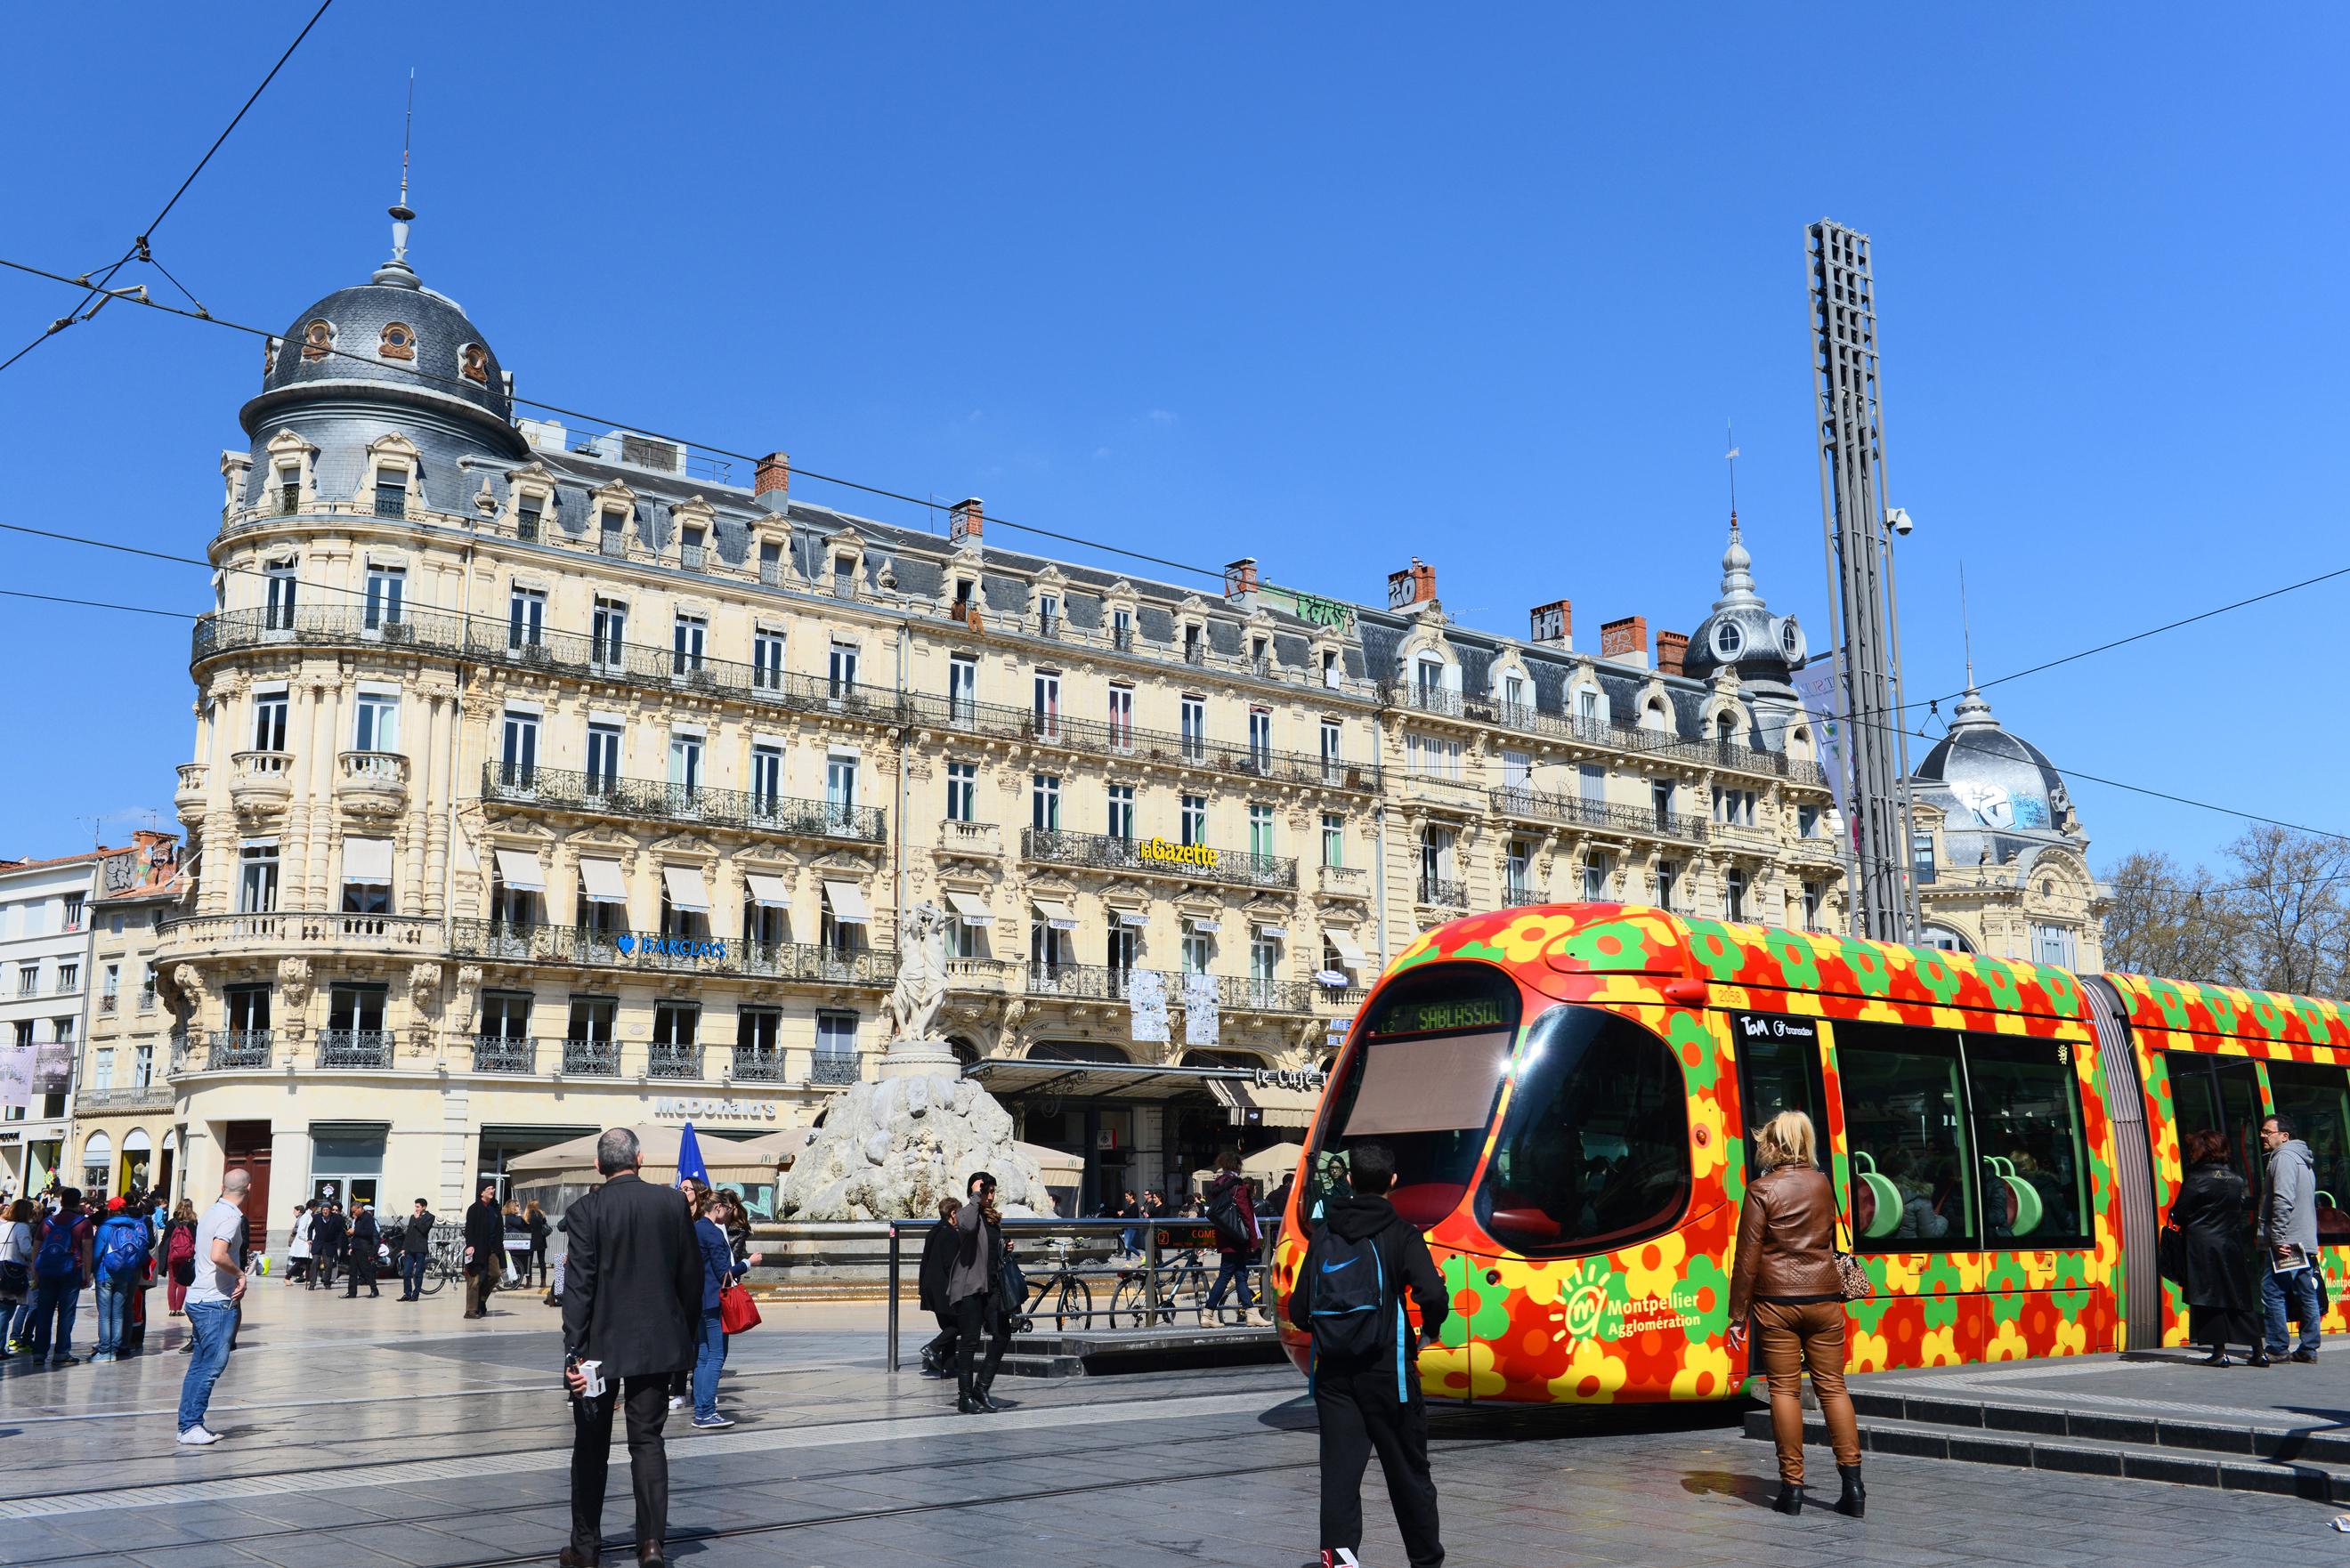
[1726,1110,1864,1518]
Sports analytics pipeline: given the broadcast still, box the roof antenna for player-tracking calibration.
[390,69,416,261]
[1723,422,1740,524]
[1960,561,1975,689]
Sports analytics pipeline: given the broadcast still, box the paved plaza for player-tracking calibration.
[4,1283,2348,1567]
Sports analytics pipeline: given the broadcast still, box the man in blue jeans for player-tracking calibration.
[92,1198,153,1362]
[177,1168,251,1446]
[25,1190,93,1365]
[398,1199,434,1300]
[2259,1114,2324,1362]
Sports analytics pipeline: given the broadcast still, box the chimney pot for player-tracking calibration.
[1656,630,1689,677]
[949,497,985,543]
[1223,557,1260,598]
[754,451,790,513]
[1600,615,1649,669]
[1529,598,1572,645]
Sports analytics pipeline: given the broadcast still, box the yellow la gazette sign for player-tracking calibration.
[1139,837,1220,869]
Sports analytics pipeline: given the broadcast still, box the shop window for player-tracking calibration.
[1479,1005,1690,1253]
[1840,1022,1976,1250]
[1963,1032,2092,1248]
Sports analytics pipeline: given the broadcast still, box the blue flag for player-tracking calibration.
[676,1122,710,1190]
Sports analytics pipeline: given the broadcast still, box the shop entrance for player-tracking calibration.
[221,1120,272,1244]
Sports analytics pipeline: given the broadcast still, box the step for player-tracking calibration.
[1743,1408,2350,1502]
[1839,1385,2350,1467]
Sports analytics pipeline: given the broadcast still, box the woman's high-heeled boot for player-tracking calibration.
[1774,1482,1803,1515]
[1835,1464,1866,1518]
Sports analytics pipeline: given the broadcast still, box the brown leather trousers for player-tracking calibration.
[1753,1299,1862,1483]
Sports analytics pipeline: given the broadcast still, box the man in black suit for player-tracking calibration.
[462,1182,504,1320]
[561,1128,701,1568]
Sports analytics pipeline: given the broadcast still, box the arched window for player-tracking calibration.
[461,344,489,384]
[379,322,416,361]
[301,319,334,362]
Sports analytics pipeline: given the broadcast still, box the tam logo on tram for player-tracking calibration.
[1271,902,2350,1404]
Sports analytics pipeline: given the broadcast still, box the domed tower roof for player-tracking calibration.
[1680,513,1805,688]
[239,198,516,449]
[1912,683,2072,839]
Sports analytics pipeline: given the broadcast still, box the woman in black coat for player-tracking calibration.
[2168,1128,2264,1367]
[916,1197,962,1378]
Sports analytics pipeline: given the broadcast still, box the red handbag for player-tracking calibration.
[718,1281,762,1335]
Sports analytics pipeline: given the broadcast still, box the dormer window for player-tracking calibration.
[599,508,626,557]
[373,469,408,520]
[274,465,301,515]
[301,319,334,362]
[379,322,416,362]
[1112,608,1133,651]
[759,540,783,586]
[833,554,856,598]
[681,525,707,573]
[1183,623,1203,665]
[1250,635,1269,673]
[1038,593,1060,635]
[1321,648,1339,687]
[952,578,975,614]
[515,493,543,543]
[460,344,489,384]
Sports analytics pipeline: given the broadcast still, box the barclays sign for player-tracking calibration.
[615,934,728,962]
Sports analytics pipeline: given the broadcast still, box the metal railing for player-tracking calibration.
[207,1031,273,1070]
[1417,874,1470,908]
[276,482,300,515]
[1017,963,1312,1013]
[811,1053,861,1086]
[316,1029,396,1069]
[1022,827,1295,890]
[447,919,897,986]
[648,1041,702,1080]
[373,491,407,520]
[731,1048,788,1082]
[905,692,1375,794]
[1382,681,1826,785]
[1488,785,1708,844]
[473,1034,538,1073]
[562,1038,622,1076]
[480,763,886,843]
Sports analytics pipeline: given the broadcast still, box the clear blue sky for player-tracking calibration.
[2,4,2342,870]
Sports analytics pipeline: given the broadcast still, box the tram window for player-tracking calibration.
[2265,1062,2350,1242]
[2163,1051,2266,1205]
[1962,1033,2092,1249]
[1478,1006,1690,1255]
[1838,1023,1977,1251]
[1733,1014,1826,1183]
[1315,962,1521,1226]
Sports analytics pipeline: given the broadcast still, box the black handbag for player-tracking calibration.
[2158,1224,2185,1285]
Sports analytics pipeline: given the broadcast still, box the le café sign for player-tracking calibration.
[1252,1066,1325,1093]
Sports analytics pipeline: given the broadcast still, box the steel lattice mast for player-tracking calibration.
[1806,220,1923,943]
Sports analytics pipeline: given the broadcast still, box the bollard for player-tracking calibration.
[885,1221,900,1372]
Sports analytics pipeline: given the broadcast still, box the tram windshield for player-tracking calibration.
[1309,962,1521,1226]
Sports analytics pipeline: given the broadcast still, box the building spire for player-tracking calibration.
[1959,561,1975,689]
[1713,509,1761,611]
[373,70,420,289]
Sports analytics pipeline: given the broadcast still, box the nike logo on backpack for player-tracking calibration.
[1320,1257,1359,1274]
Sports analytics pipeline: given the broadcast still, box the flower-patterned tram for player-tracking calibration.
[1270,902,2350,1403]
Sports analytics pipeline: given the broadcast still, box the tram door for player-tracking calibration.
[1733,1013,1829,1189]
[2163,1052,2266,1205]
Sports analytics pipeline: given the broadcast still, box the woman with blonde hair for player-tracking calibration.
[1726,1109,1864,1518]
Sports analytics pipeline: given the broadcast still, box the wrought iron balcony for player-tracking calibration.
[562,1038,622,1076]
[904,693,1375,794]
[515,510,542,543]
[810,1053,861,1086]
[480,764,885,844]
[680,544,708,574]
[598,530,627,557]
[473,1035,539,1073]
[731,1047,788,1083]
[1382,682,1822,783]
[448,920,896,988]
[1488,786,1708,845]
[373,490,408,520]
[1021,827,1295,891]
[276,481,300,515]
[1219,974,1314,1014]
[1416,874,1469,909]
[207,1031,273,1070]
[1025,962,1153,1001]
[317,1030,396,1069]
[649,1041,702,1080]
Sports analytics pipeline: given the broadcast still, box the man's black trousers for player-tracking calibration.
[571,1372,671,1556]
[923,1308,958,1365]
[1314,1362,1443,1567]
[952,1292,1009,1394]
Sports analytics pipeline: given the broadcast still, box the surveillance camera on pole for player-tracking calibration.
[1886,507,1914,537]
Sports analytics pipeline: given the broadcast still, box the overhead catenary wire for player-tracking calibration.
[0,0,335,376]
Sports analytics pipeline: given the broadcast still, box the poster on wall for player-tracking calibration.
[1182,972,1220,1047]
[31,1042,72,1095]
[1128,968,1170,1044]
[0,1046,31,1111]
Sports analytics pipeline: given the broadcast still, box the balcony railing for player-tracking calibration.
[1417,874,1469,909]
[98,994,116,1014]
[1022,827,1295,890]
[649,1040,702,1080]
[1382,683,1826,785]
[158,911,439,953]
[563,1038,622,1076]
[731,1047,788,1082]
[811,1053,861,1086]
[337,750,410,791]
[1017,963,1313,1013]
[79,1084,175,1112]
[373,490,408,520]
[1488,786,1708,845]
[939,820,1003,857]
[904,692,1376,794]
[316,1029,396,1069]
[1025,962,1147,1001]
[207,1031,273,1070]
[473,1035,538,1073]
[276,481,301,515]
[448,919,896,986]
[480,764,886,844]
[1220,974,1314,1014]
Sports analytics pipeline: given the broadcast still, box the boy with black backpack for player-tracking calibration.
[93,1197,154,1362]
[1285,1142,1449,1568]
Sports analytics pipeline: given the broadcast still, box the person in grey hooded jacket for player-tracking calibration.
[2259,1114,2324,1361]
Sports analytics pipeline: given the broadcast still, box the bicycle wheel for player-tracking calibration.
[1107,1275,1148,1329]
[1053,1276,1092,1331]
[416,1260,448,1296]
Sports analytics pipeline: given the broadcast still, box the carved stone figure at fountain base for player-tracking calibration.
[774,1071,1049,1221]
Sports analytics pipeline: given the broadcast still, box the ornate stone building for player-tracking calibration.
[157,220,1847,1221]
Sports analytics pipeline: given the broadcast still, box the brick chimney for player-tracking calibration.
[1655,630,1689,677]
[1529,599,1571,645]
[949,497,985,543]
[1600,615,1649,669]
[1223,557,1260,598]
[754,452,790,513]
[1386,558,1438,612]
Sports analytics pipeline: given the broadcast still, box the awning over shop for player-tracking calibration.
[493,847,545,893]
[344,837,395,884]
[1327,930,1368,973]
[964,1058,1246,1103]
[508,1123,795,1181]
[663,865,712,914]
[946,889,993,927]
[1033,897,1079,932]
[579,857,628,905]
[1209,1078,1324,1128]
[823,879,871,924]
[744,872,792,909]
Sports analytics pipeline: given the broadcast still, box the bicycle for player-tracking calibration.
[1016,1238,1094,1331]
